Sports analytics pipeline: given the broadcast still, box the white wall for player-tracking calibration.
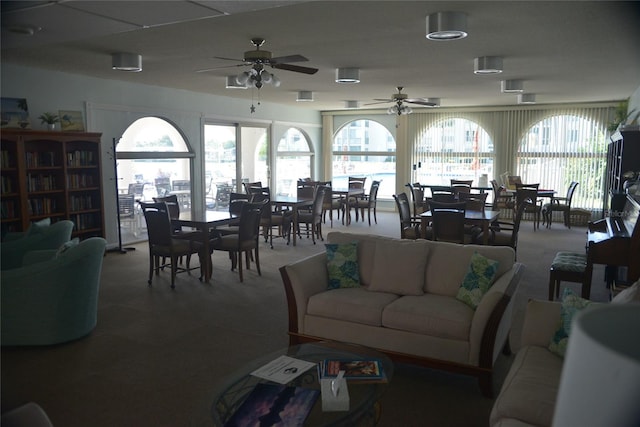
[1,63,322,247]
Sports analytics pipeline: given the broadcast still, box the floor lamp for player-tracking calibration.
[108,136,136,254]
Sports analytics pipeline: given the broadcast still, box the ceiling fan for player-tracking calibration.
[366,87,437,115]
[196,38,318,89]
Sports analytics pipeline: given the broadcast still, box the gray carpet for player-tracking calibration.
[1,211,609,426]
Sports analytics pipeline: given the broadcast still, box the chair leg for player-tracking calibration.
[148,254,154,285]
[238,251,244,282]
[170,255,177,289]
[255,247,261,276]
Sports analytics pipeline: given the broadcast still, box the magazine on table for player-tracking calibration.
[250,355,316,385]
[223,383,319,427]
[318,358,387,382]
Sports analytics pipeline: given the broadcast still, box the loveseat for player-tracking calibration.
[279,232,524,396]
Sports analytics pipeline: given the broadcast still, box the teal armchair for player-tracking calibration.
[1,220,74,270]
[1,237,107,346]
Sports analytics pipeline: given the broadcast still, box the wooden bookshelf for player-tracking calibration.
[1,129,104,239]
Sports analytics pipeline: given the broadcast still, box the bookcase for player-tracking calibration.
[1,129,104,239]
[604,129,640,214]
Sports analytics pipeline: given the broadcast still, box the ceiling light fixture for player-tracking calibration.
[518,93,536,104]
[225,76,248,89]
[501,79,524,93]
[474,56,503,74]
[426,12,468,41]
[296,91,314,101]
[335,68,360,84]
[236,66,280,89]
[112,53,142,72]
[344,100,360,109]
[388,104,413,116]
[427,98,441,107]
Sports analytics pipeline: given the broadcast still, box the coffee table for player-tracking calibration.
[205,341,394,426]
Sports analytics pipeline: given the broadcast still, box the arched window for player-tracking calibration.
[517,114,607,212]
[332,120,395,198]
[116,117,193,243]
[275,128,313,196]
[413,118,493,187]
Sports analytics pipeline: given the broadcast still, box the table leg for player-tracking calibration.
[420,217,428,239]
[292,206,298,246]
[481,220,489,245]
[202,225,212,282]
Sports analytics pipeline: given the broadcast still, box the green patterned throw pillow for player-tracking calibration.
[325,242,360,289]
[456,251,499,309]
[548,288,592,358]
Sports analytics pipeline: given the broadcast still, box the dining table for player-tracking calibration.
[172,210,232,283]
[270,195,314,246]
[331,187,365,225]
[419,209,500,244]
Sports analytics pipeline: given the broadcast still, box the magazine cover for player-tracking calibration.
[319,359,386,382]
[223,383,319,427]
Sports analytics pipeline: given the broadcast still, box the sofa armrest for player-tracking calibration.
[279,252,329,335]
[518,299,561,350]
[469,262,524,367]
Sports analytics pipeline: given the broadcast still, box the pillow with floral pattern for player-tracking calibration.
[456,251,499,309]
[325,242,360,289]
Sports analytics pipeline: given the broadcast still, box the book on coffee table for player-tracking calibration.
[318,358,387,382]
[223,383,319,427]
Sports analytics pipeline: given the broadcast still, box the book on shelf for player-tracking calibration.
[318,358,387,383]
[223,383,319,427]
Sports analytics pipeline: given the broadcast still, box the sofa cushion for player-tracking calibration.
[490,346,563,427]
[456,251,499,309]
[369,240,429,295]
[548,288,593,357]
[381,294,473,340]
[307,288,399,326]
[25,217,52,236]
[325,242,360,289]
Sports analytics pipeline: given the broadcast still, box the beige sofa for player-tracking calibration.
[279,232,524,396]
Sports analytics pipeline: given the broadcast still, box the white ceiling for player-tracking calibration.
[2,1,640,112]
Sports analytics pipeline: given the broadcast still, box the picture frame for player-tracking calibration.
[58,110,85,132]
[1,97,31,129]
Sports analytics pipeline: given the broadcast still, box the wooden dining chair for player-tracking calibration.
[406,182,428,216]
[296,186,328,243]
[393,193,422,239]
[429,201,466,244]
[140,201,203,288]
[457,192,488,211]
[321,181,341,226]
[515,184,542,230]
[474,199,530,260]
[351,180,381,225]
[543,181,579,228]
[491,179,514,210]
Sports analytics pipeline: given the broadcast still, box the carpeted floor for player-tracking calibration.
[1,210,608,426]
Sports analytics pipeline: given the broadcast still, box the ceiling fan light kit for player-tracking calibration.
[426,11,468,40]
[388,104,412,115]
[296,91,314,101]
[112,52,142,72]
[474,56,503,74]
[501,79,524,93]
[518,93,536,104]
[335,68,360,83]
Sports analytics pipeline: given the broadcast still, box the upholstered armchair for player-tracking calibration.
[1,220,74,270]
[1,237,107,346]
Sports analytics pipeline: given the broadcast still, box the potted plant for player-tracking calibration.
[38,112,59,131]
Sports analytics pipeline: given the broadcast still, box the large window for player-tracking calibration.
[412,118,493,187]
[275,128,313,196]
[517,114,607,212]
[332,120,395,198]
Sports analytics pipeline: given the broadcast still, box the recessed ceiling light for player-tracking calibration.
[474,56,503,74]
[518,93,536,104]
[111,53,142,72]
[344,100,360,109]
[426,12,468,41]
[296,91,314,101]
[225,76,248,89]
[335,68,360,84]
[501,79,524,93]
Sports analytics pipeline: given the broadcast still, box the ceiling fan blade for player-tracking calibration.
[213,56,246,62]
[195,64,245,73]
[363,101,392,106]
[273,63,318,75]
[271,54,308,64]
[406,99,437,106]
[373,98,394,102]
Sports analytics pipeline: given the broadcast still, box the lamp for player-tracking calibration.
[335,68,360,83]
[296,91,314,101]
[426,12,468,40]
[111,53,142,72]
[344,100,360,109]
[501,79,524,93]
[474,56,503,74]
[387,104,412,115]
[553,305,640,426]
[427,97,441,107]
[517,93,536,104]
[236,67,280,89]
[226,76,248,89]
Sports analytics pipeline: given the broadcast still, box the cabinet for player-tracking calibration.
[1,129,104,239]
[603,130,640,214]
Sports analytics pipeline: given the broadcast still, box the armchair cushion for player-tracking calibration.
[25,218,51,236]
[326,242,360,289]
[456,251,499,309]
[1,220,74,270]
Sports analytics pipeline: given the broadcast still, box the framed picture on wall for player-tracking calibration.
[1,97,31,129]
[59,110,85,132]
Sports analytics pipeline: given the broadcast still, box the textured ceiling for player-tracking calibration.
[2,1,639,112]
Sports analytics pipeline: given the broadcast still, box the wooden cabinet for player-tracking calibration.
[1,129,104,239]
[604,130,640,214]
